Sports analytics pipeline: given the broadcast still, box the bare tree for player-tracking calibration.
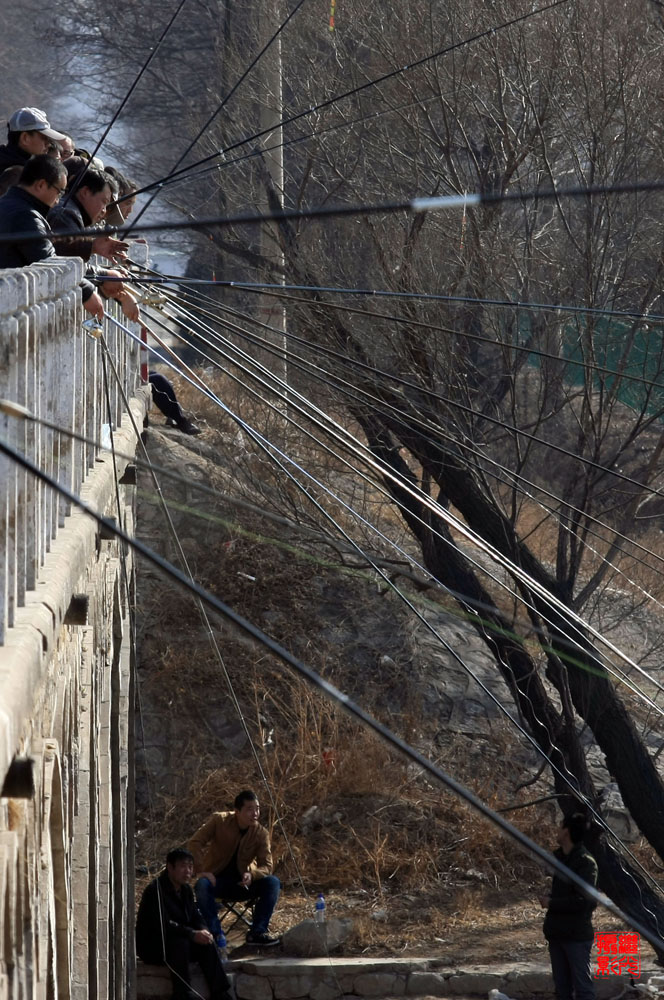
[46,0,664,940]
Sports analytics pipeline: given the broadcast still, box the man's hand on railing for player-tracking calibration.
[92,234,130,264]
[99,271,140,321]
[115,289,140,323]
[99,270,126,299]
[84,291,105,322]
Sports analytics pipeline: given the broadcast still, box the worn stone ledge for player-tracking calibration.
[240,959,436,977]
[136,956,646,1000]
[136,961,211,999]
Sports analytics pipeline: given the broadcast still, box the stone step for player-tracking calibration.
[137,955,643,1000]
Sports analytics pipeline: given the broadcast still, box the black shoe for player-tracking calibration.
[164,418,178,428]
[246,931,280,947]
[176,418,201,435]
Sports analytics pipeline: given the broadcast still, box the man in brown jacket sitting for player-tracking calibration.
[189,790,281,947]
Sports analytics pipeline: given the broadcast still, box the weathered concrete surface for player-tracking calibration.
[137,961,211,998]
[0,259,147,1000]
[137,954,646,1000]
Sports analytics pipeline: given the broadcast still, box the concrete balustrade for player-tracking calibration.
[0,258,149,999]
[0,256,142,644]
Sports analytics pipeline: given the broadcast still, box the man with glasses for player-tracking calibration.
[0,154,105,319]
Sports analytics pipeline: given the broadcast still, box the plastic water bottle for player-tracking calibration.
[314,893,326,923]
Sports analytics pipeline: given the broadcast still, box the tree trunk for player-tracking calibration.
[359,411,664,953]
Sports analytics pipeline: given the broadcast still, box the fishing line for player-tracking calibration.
[150,295,664,717]
[164,283,664,518]
[4,431,661,951]
[128,0,571,198]
[162,276,664,410]
[173,287,664,598]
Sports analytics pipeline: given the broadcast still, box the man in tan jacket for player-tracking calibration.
[189,789,281,947]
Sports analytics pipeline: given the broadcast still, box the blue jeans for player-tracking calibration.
[548,939,595,1000]
[196,874,281,938]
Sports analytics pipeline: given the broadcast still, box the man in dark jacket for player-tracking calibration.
[0,107,66,196]
[49,164,127,263]
[136,847,230,1000]
[0,154,104,319]
[49,164,141,319]
[541,813,598,1000]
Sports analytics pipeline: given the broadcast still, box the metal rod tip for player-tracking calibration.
[0,399,33,419]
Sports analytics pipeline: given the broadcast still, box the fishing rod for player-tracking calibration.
[126,0,571,200]
[8,174,664,248]
[126,0,311,231]
[64,0,191,205]
[2,427,664,955]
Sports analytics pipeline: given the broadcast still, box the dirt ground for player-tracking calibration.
[224,885,659,971]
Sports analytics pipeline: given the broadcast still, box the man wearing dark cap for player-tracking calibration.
[0,107,66,196]
[136,847,231,1000]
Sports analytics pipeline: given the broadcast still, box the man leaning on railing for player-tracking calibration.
[0,152,142,324]
[0,154,106,319]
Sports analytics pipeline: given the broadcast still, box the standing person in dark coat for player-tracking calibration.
[136,847,230,1000]
[541,813,598,1000]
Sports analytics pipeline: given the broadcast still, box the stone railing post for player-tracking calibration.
[0,258,141,645]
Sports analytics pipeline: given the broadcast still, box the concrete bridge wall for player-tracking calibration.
[0,258,149,999]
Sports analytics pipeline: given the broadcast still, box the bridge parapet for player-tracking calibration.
[0,257,141,644]
[0,258,148,1000]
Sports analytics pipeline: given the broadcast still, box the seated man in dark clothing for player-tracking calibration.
[0,154,104,320]
[136,847,230,1000]
[0,107,66,196]
[189,790,281,948]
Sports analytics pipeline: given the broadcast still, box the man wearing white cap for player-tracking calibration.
[0,108,66,196]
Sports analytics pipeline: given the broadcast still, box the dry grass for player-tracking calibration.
[136,367,664,960]
[136,637,550,954]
